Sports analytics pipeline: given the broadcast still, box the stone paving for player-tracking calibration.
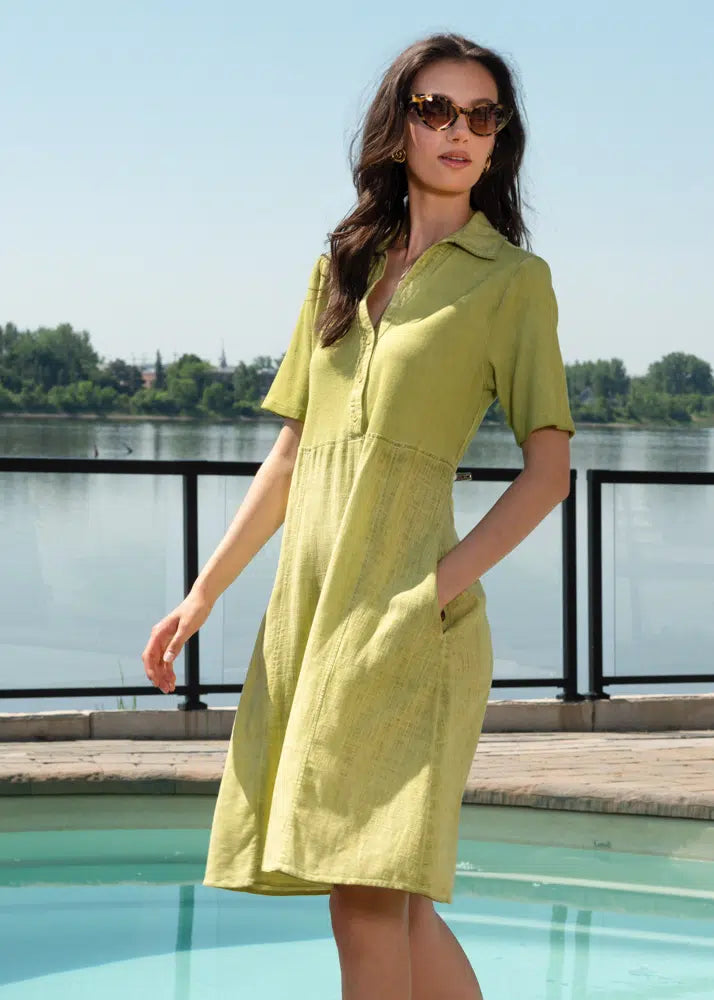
[1,730,712,820]
[464,730,714,820]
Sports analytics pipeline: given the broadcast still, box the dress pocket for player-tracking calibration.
[426,561,446,634]
[440,581,482,634]
[428,561,482,635]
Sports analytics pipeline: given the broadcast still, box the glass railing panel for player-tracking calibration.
[0,471,184,712]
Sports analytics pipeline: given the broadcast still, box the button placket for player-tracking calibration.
[350,257,387,435]
[348,326,374,435]
[349,243,447,436]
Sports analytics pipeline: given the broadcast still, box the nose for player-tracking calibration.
[448,111,471,136]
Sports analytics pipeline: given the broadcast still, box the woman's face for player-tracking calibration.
[402,58,499,199]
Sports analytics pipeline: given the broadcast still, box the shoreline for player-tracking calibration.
[0,411,267,424]
[1,412,713,431]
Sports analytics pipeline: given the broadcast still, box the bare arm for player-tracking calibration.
[191,418,303,606]
[436,426,571,610]
[142,417,303,693]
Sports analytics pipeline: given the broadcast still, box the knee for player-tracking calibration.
[329,884,409,943]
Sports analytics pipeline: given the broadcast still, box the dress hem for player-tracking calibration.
[203,857,452,905]
[202,876,331,896]
[272,857,452,904]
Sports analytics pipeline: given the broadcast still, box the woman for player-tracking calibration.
[142,31,575,1000]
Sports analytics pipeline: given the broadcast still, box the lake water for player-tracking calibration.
[1,417,713,712]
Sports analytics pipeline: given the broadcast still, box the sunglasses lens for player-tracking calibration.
[419,94,455,129]
[410,94,511,134]
[468,104,507,136]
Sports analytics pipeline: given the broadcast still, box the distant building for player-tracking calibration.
[256,365,279,394]
[133,357,279,394]
[209,363,236,383]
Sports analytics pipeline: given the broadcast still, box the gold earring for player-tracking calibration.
[482,153,492,174]
[391,148,406,162]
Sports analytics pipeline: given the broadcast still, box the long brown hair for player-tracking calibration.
[317,31,530,348]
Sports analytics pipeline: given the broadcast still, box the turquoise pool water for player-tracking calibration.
[1,797,713,998]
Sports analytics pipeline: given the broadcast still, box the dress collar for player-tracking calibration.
[376,209,505,260]
[437,209,505,259]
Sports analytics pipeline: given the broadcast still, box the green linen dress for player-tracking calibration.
[202,209,576,904]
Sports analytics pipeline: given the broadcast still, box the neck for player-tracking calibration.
[395,192,475,261]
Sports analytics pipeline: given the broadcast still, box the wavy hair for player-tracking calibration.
[316,31,530,347]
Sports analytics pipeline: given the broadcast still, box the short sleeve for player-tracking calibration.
[259,253,326,421]
[486,254,576,447]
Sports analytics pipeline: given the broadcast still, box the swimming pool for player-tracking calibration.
[1,796,712,998]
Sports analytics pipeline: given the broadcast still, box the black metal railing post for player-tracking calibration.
[560,468,582,701]
[587,470,606,699]
[180,470,206,711]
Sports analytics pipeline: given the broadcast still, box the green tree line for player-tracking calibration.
[484,354,714,427]
[0,323,275,418]
[1,321,713,426]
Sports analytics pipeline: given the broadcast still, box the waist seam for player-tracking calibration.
[299,430,456,474]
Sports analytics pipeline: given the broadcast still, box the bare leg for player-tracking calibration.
[408,893,484,1000]
[329,884,412,1000]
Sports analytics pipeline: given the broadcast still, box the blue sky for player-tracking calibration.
[1,1,712,376]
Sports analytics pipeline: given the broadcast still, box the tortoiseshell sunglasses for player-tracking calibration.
[406,93,513,137]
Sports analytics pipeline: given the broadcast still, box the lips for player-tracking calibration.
[439,153,471,162]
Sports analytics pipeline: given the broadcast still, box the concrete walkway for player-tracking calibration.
[1,730,712,820]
